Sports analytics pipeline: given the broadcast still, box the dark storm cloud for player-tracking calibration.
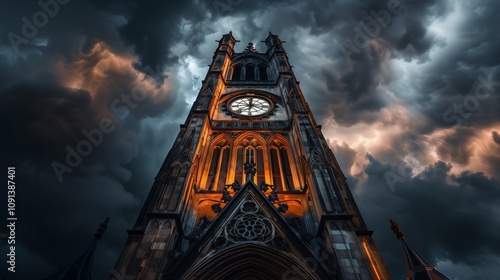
[11,170,141,277]
[265,0,500,131]
[197,0,455,127]
[1,0,499,279]
[436,127,478,165]
[350,154,500,279]
[0,78,180,278]
[1,1,190,278]
[299,0,454,125]
[1,82,93,162]
[1,0,127,59]
[117,0,215,74]
[395,0,500,133]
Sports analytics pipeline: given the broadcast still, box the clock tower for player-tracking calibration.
[111,32,392,279]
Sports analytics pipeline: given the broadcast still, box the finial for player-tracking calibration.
[267,186,279,203]
[244,42,256,52]
[227,180,241,192]
[94,217,109,240]
[389,219,405,240]
[221,187,232,203]
[244,161,256,182]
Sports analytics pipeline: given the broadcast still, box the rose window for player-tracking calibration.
[225,200,274,243]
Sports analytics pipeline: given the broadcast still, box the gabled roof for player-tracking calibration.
[165,181,335,280]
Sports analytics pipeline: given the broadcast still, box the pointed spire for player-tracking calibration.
[389,219,449,280]
[42,218,109,280]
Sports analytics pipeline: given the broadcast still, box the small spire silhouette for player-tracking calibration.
[42,218,110,280]
[389,219,449,280]
[94,217,109,240]
[390,218,405,240]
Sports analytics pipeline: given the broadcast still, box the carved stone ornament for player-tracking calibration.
[225,201,275,243]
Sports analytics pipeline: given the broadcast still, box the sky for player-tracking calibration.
[0,0,499,279]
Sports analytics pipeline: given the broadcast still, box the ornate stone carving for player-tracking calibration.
[226,180,241,192]
[212,120,289,129]
[267,186,279,203]
[211,203,222,213]
[277,203,288,213]
[221,187,232,203]
[225,201,275,243]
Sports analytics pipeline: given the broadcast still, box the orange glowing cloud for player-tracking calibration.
[433,125,500,176]
[324,98,500,181]
[54,41,173,119]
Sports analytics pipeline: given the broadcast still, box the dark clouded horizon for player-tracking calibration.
[1,0,499,279]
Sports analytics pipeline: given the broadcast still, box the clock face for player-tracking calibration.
[228,96,272,117]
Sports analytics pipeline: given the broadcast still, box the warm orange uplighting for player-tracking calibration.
[363,241,381,280]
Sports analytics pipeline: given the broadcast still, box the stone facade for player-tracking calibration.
[111,32,392,280]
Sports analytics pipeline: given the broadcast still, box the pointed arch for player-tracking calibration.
[202,134,233,191]
[167,162,190,211]
[310,150,344,213]
[289,90,305,111]
[234,131,267,147]
[268,134,300,191]
[230,54,272,82]
[245,64,256,80]
[179,243,325,280]
[158,163,180,211]
[232,132,267,184]
[258,63,268,80]
[231,53,271,65]
[197,88,213,110]
[230,63,244,80]
[158,159,190,211]
[233,64,244,80]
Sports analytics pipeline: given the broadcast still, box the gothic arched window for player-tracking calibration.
[258,64,268,80]
[167,164,189,211]
[290,91,304,111]
[231,61,270,81]
[202,138,232,191]
[158,162,189,211]
[246,65,255,80]
[234,136,265,184]
[244,147,255,182]
[280,148,293,191]
[232,64,243,80]
[270,148,283,191]
[256,147,265,185]
[207,147,220,190]
[158,164,179,210]
[270,146,293,191]
[207,143,231,191]
[312,161,343,213]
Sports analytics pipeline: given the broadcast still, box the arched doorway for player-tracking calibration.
[179,243,326,280]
